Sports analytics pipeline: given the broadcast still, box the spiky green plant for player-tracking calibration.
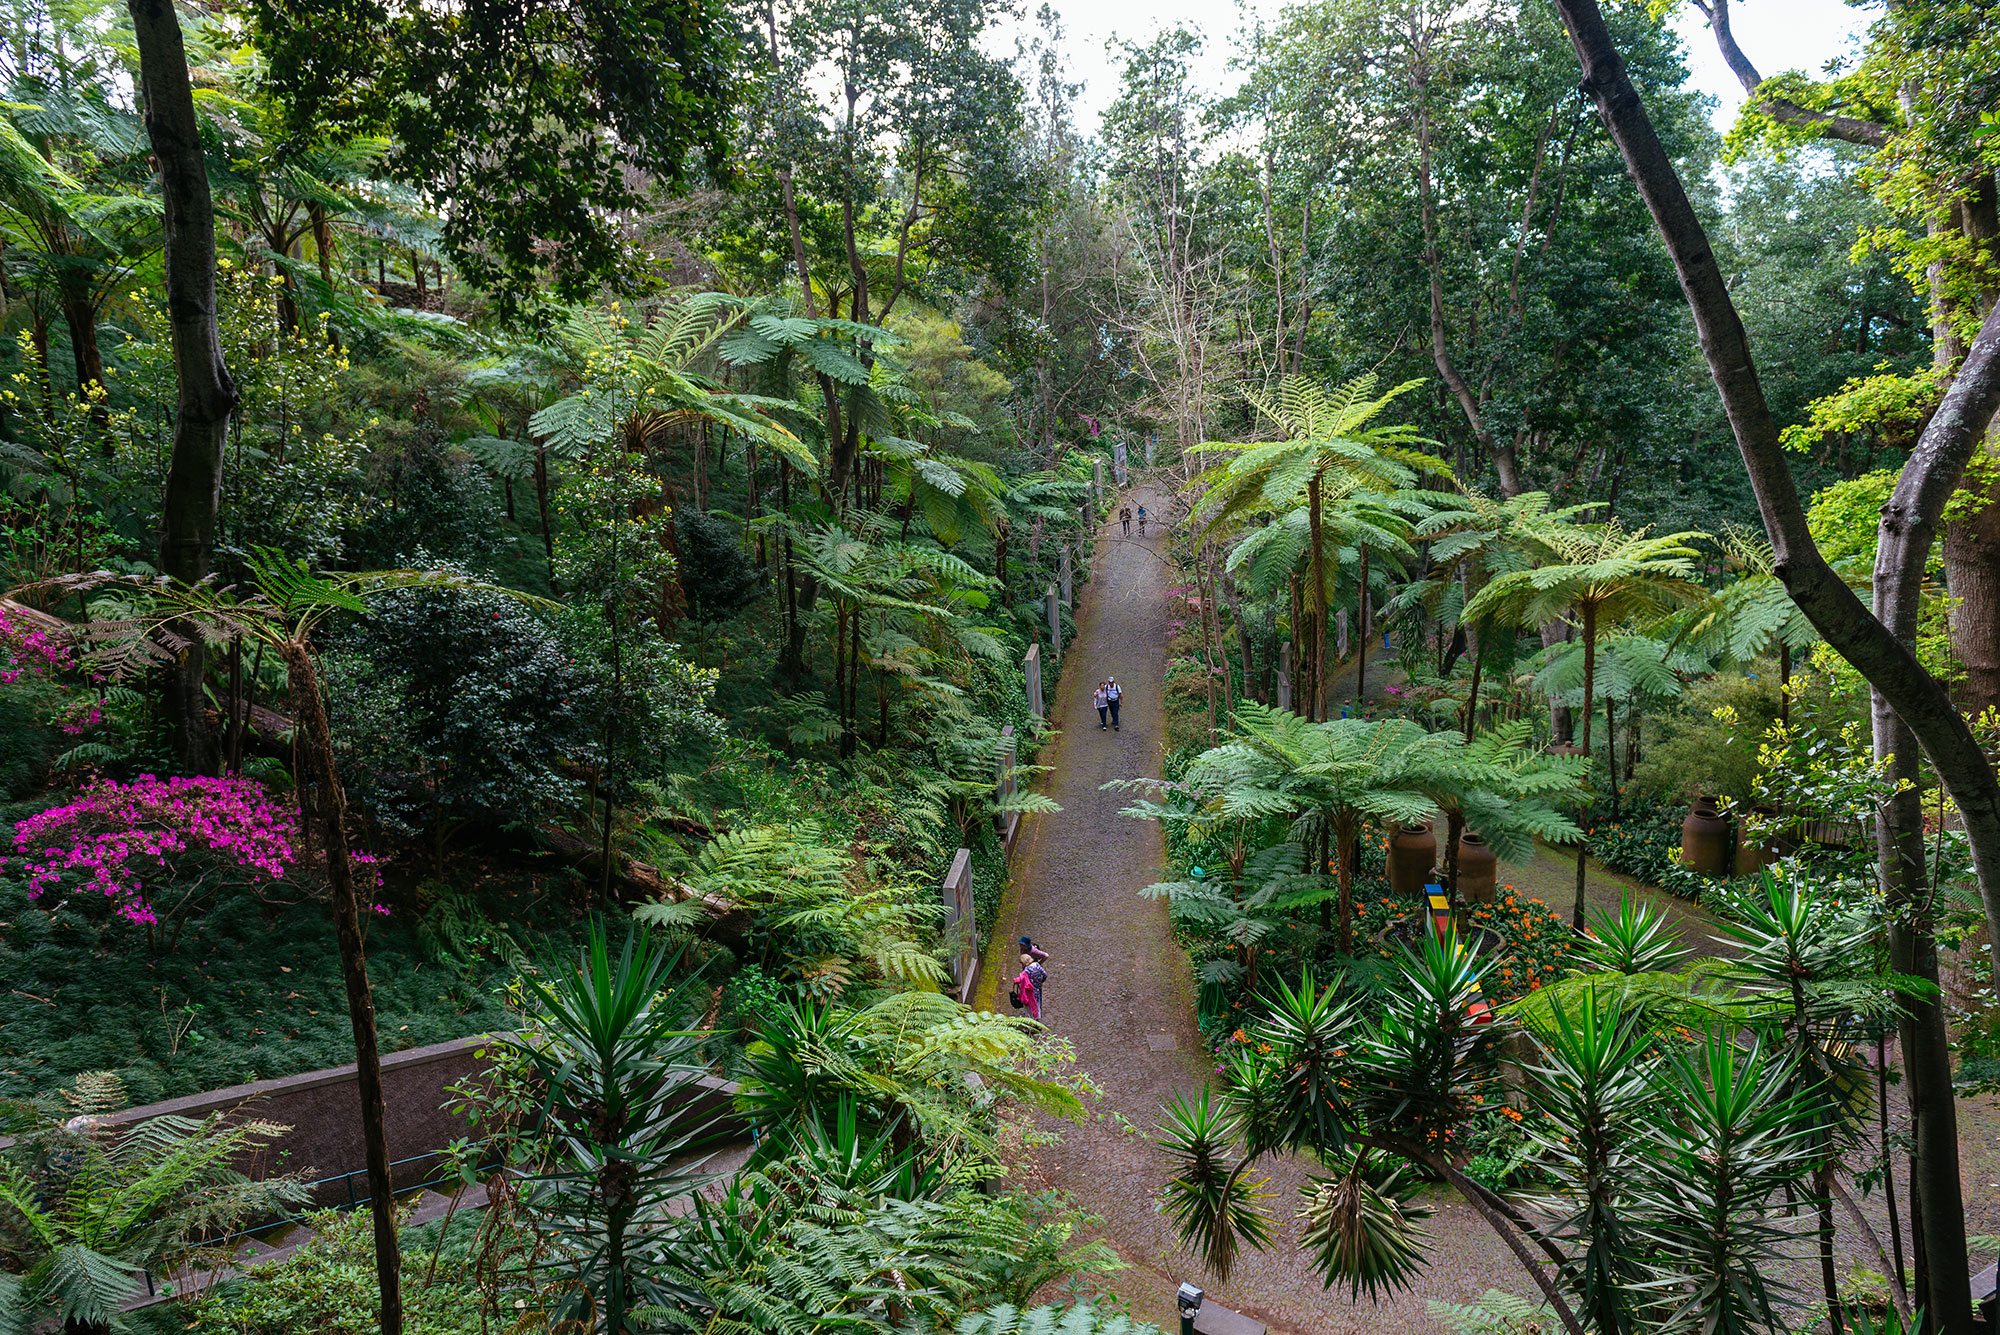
[1578,892,1692,976]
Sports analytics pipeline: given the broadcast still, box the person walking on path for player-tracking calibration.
[1135,504,1147,535]
[1119,505,1132,535]
[1093,681,1109,729]
[1105,677,1122,730]
[1013,953,1045,1020]
[1019,936,1050,1010]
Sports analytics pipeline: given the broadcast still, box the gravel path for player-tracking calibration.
[981,489,1542,1333]
[979,484,2000,1333]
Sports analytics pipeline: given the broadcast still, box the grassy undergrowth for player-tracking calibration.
[0,822,588,1104]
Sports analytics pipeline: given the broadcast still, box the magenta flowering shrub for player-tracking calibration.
[5,775,298,925]
[0,605,73,685]
[0,605,102,734]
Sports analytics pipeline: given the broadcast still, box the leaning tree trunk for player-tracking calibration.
[1548,2,1989,1324]
[131,0,237,777]
[280,640,404,1335]
[1945,481,2000,718]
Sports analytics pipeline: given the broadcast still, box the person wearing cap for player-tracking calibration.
[1104,677,1121,730]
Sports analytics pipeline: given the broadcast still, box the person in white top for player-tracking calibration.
[1105,678,1122,730]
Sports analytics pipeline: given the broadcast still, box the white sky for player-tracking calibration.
[989,0,1876,136]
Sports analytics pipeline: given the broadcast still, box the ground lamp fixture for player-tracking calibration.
[1176,1281,1204,1335]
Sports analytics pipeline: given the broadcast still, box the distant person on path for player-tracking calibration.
[1120,505,1132,535]
[1136,504,1147,535]
[1014,953,1045,1020]
[1093,681,1110,729]
[1019,935,1050,1010]
[1105,678,1122,730]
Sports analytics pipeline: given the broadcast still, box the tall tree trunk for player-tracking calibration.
[1604,695,1619,822]
[132,0,237,778]
[532,445,557,593]
[1945,481,2000,716]
[309,201,334,289]
[1573,603,1596,928]
[1224,565,1256,703]
[1354,544,1370,705]
[1307,475,1326,722]
[1462,623,1486,741]
[280,640,403,1335]
[1548,4,1984,1325]
[58,290,108,434]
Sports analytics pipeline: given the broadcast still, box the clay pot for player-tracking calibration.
[1389,822,1439,900]
[1681,796,1730,875]
[1735,805,1786,877]
[1457,831,1497,905]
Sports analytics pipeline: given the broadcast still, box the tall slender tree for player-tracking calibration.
[1463,521,1703,925]
[1195,375,1441,720]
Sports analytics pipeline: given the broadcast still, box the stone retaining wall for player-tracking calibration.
[67,1036,747,1206]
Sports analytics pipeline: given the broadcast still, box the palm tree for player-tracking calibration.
[1531,629,1707,821]
[1399,721,1590,899]
[1225,492,1421,712]
[1194,375,1443,720]
[1403,491,1597,738]
[1682,525,1863,727]
[1128,703,1440,952]
[505,923,714,1335]
[1463,521,1706,926]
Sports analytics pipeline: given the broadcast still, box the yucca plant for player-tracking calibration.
[504,922,713,1335]
[1713,871,1919,1328]
[1152,1089,1276,1286]
[1299,1147,1434,1301]
[1636,1034,1819,1335]
[1577,891,1692,975]
[1518,994,1660,1335]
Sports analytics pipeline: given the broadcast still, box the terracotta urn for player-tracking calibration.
[1680,795,1730,875]
[1457,830,1498,905]
[1389,822,1439,900]
[1735,805,1786,877]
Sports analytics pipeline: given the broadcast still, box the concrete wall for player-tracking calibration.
[98,1036,494,1205]
[79,1036,749,1206]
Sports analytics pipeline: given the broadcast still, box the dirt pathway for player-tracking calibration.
[982,488,1535,1334]
[977,487,2000,1332]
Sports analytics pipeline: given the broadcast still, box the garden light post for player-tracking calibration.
[1177,1281,1204,1335]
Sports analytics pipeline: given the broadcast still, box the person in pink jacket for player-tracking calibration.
[1013,953,1044,1020]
